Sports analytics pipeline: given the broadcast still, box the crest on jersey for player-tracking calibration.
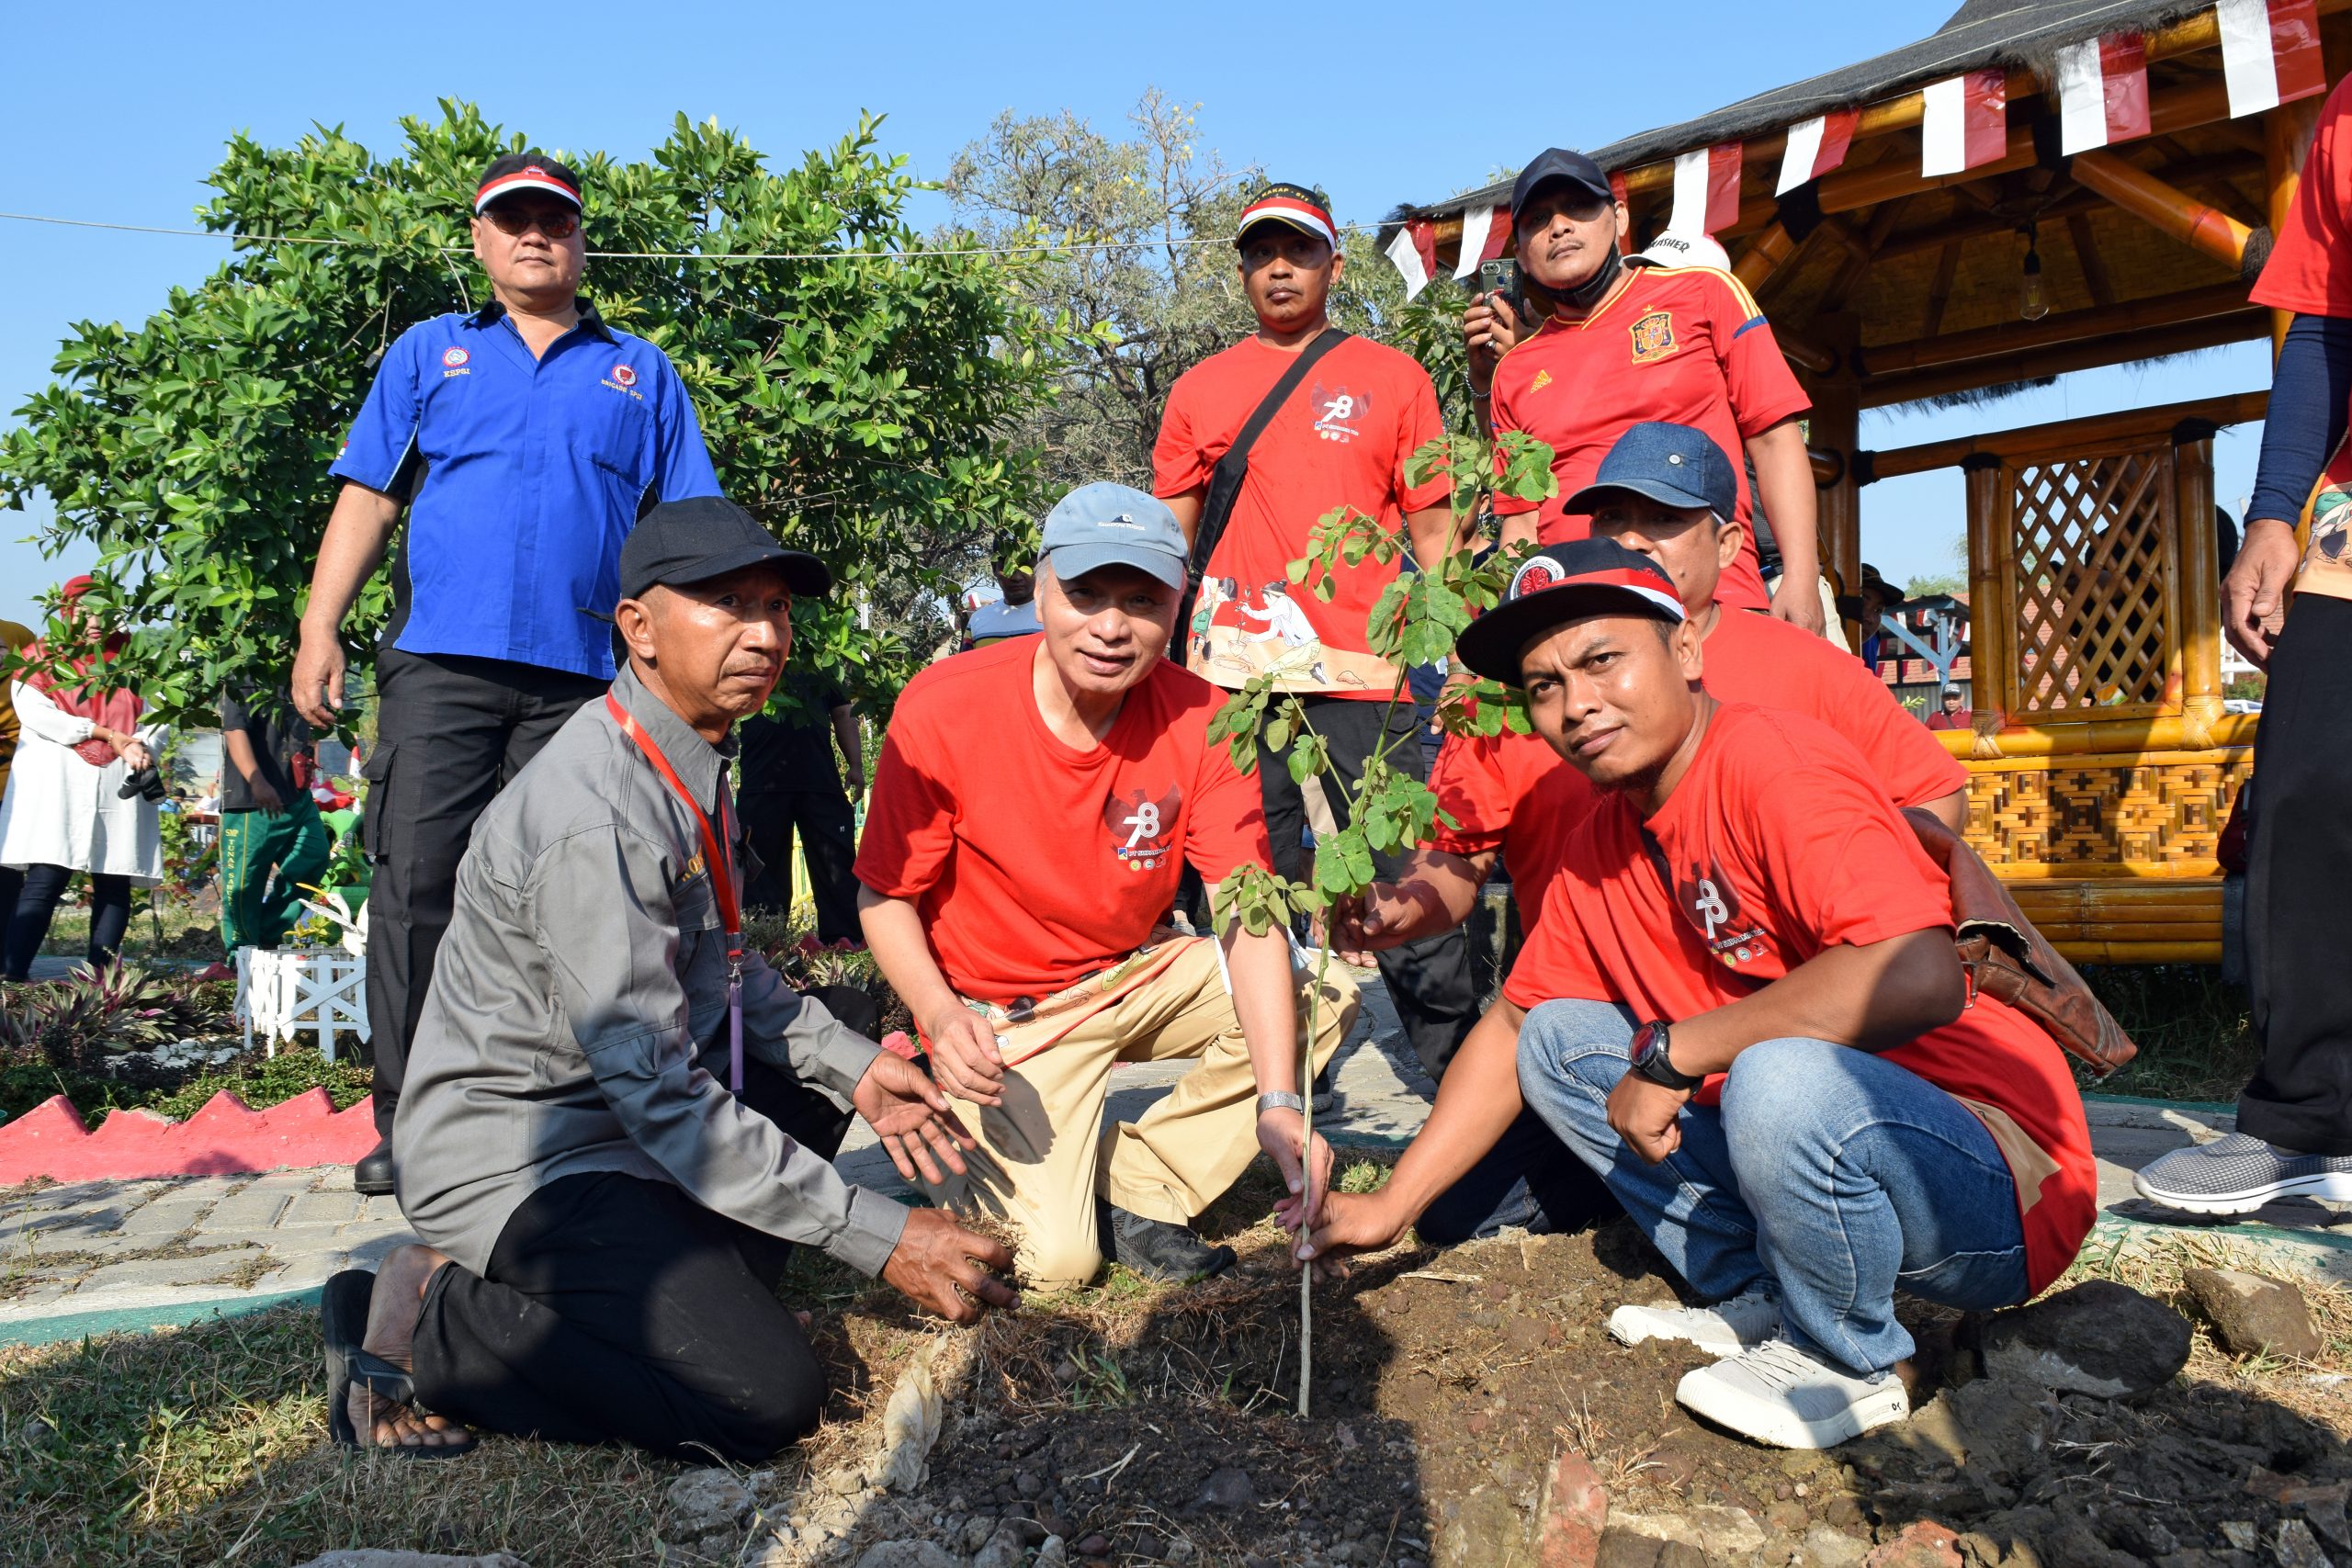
[1670,854,1773,969]
[442,346,469,367]
[1629,310,1677,364]
[1510,558,1562,598]
[612,362,639,389]
[1102,785,1183,873]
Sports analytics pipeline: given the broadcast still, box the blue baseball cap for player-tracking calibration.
[1453,538,1685,685]
[1562,421,1738,521]
[1510,148,1614,225]
[1040,482,1189,591]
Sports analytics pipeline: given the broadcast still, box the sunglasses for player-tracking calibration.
[481,205,580,240]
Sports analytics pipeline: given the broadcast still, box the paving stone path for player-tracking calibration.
[7,974,2351,1348]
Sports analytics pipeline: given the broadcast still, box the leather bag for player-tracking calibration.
[1902,807,2138,1076]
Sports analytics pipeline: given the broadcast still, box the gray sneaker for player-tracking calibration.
[2132,1131,2352,1216]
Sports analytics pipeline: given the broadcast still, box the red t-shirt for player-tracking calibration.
[855,638,1272,1004]
[1488,265,1811,612]
[2251,73,2352,317]
[1430,607,1967,909]
[1155,334,1451,699]
[1504,705,2094,1295]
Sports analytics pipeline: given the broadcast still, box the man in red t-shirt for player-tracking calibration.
[1462,148,1823,632]
[1155,179,1476,1079]
[857,483,1358,1289]
[1333,424,1968,1245]
[1305,541,2094,1450]
[2136,74,2352,1217]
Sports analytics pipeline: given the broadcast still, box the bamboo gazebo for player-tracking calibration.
[1399,0,2345,964]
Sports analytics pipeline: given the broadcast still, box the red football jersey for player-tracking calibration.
[1487,266,1811,611]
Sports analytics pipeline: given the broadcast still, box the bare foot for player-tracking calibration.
[349,1244,472,1451]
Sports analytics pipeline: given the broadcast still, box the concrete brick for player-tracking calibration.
[313,1166,357,1192]
[200,1172,316,1234]
[118,1195,221,1238]
[74,1247,260,1293]
[282,1190,363,1227]
[344,1229,419,1266]
[212,1226,352,1258]
[0,1206,132,1246]
[355,1194,406,1226]
[255,1253,353,1292]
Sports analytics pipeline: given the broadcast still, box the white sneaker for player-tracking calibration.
[1675,1338,1910,1450]
[1607,1285,1781,1355]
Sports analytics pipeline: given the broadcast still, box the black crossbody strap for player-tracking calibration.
[1185,327,1351,587]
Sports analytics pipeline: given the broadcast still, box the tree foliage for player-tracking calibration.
[941,90,1410,561]
[0,102,1071,720]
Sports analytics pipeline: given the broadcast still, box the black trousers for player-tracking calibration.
[365,650,605,1141]
[2239,593,2352,1153]
[1255,695,1480,1073]
[3,865,132,978]
[411,1059,854,1461]
[740,788,862,944]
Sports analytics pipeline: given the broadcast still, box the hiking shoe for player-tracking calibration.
[1103,1205,1236,1282]
[2132,1131,2352,1216]
[1609,1284,1781,1356]
[1675,1338,1909,1450]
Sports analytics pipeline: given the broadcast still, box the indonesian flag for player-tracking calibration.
[1921,69,2009,176]
[2055,34,2152,153]
[1385,220,1437,301]
[1776,110,1858,194]
[1451,205,1512,280]
[1668,142,1743,235]
[2218,0,2327,118]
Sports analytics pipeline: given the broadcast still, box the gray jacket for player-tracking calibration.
[393,664,908,1278]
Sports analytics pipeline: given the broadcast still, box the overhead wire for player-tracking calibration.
[0,208,1385,262]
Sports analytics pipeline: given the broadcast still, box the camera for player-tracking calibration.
[118,765,167,804]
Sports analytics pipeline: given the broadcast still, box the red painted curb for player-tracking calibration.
[0,1090,379,1183]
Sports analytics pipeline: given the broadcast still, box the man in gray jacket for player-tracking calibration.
[326,496,1015,1458]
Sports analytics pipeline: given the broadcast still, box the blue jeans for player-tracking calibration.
[1516,998,2030,1374]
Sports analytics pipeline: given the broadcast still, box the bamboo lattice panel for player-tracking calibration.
[2007,448,2178,717]
[1963,752,2249,870]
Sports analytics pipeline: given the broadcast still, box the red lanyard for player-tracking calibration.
[606,692,746,1091]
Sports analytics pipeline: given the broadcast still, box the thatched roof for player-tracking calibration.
[1414,0,2215,220]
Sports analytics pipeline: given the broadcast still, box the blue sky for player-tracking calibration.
[0,0,2270,628]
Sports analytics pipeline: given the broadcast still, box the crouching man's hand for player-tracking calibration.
[1297,1190,1410,1281]
[882,1207,1020,1324]
[1263,1107,1335,1237]
[853,1053,978,1185]
[1607,1073,1690,1165]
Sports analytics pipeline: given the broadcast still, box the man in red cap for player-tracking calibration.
[1153,180,1478,1076]
[294,152,722,1194]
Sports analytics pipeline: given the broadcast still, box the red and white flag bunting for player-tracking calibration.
[1385,220,1437,302]
[1776,109,1858,194]
[1669,142,1743,235]
[2218,0,2327,117]
[2054,34,2152,152]
[1921,69,2009,176]
[1451,205,1512,280]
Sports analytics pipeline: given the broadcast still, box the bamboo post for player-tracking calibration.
[1734,222,1797,290]
[2174,430,2224,733]
[1964,456,2015,750]
[1811,312,1862,651]
[2066,148,2265,276]
[2267,98,2325,355]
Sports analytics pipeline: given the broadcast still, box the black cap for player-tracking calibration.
[1453,538,1685,685]
[616,496,831,602]
[1510,149,1614,225]
[475,152,583,214]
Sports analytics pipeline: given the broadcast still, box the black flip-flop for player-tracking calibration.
[322,1268,476,1459]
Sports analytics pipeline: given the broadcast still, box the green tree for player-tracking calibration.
[941,90,1410,557]
[0,102,1069,721]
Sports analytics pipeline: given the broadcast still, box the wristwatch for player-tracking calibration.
[1629,1020,1702,1092]
[1256,1091,1307,1116]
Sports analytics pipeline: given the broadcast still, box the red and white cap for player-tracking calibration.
[1235,182,1337,249]
[1453,538,1686,685]
[474,152,583,214]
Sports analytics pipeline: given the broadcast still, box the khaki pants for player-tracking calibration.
[933,938,1358,1289]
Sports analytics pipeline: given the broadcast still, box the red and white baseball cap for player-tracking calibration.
[1235,182,1338,249]
[474,152,583,214]
[1453,538,1686,685]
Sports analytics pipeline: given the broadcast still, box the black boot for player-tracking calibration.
[354,1139,396,1197]
[1101,1204,1236,1282]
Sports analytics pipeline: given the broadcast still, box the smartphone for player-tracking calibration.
[1477,257,1521,314]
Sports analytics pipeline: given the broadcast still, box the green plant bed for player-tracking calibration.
[2076,964,2260,1104]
